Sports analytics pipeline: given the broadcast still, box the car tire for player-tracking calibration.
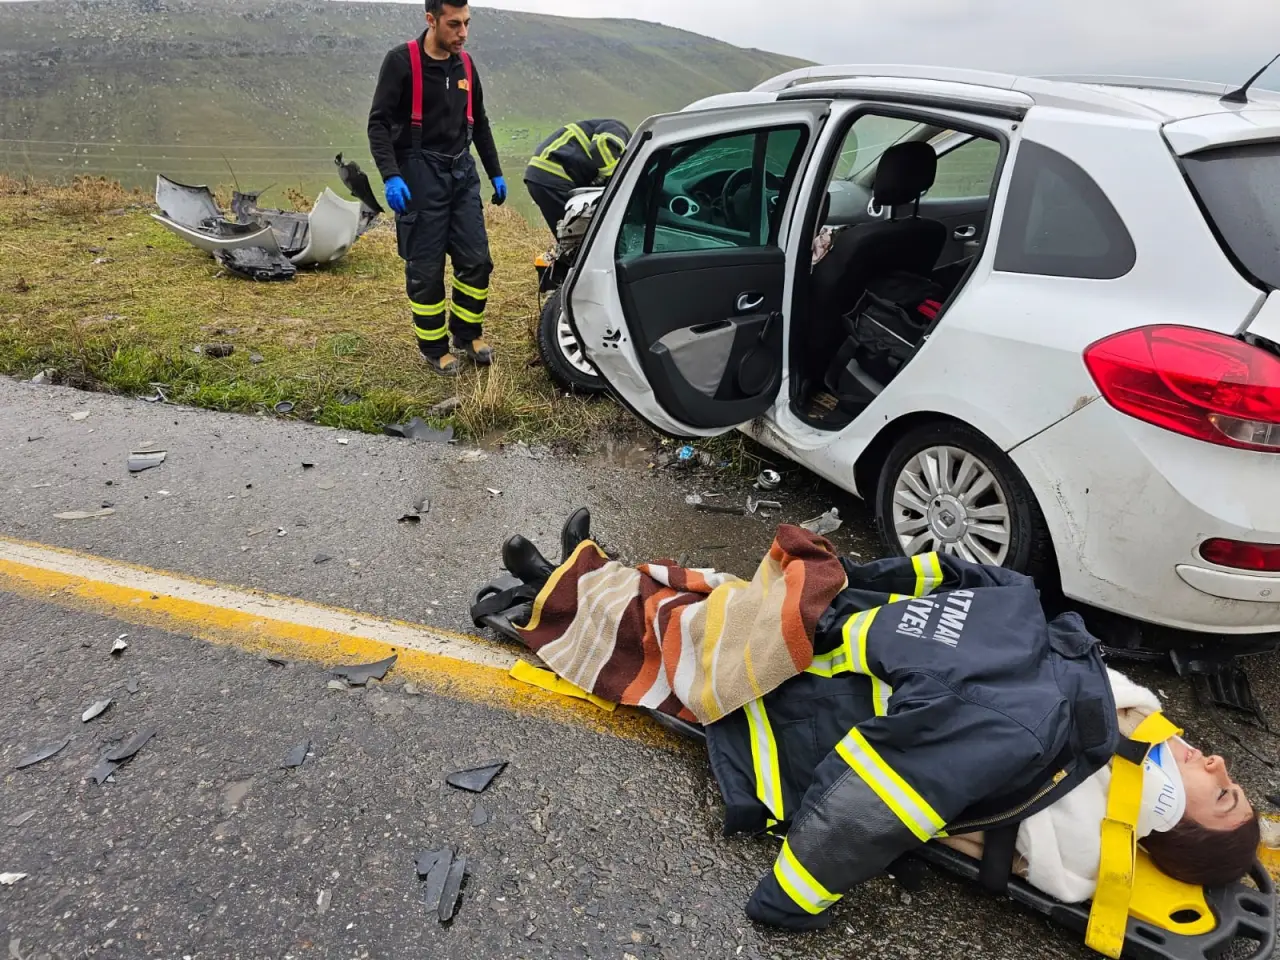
[537,290,607,395]
[873,421,1056,582]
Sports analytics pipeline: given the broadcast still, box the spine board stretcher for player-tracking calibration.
[470,578,1276,960]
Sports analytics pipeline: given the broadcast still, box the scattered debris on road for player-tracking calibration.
[126,678,140,695]
[316,889,332,915]
[81,698,113,723]
[0,874,27,887]
[127,450,167,473]
[327,679,351,692]
[14,736,72,770]
[274,401,295,416]
[398,514,422,525]
[5,811,35,829]
[111,635,129,656]
[800,508,843,536]
[337,439,350,446]
[276,528,288,537]
[265,657,288,667]
[54,508,116,520]
[416,847,468,922]
[439,855,467,922]
[746,497,782,516]
[457,449,487,463]
[330,654,397,687]
[316,479,336,491]
[413,497,430,515]
[282,741,311,769]
[302,461,316,470]
[471,804,489,827]
[695,502,746,516]
[446,761,507,794]
[487,488,503,497]
[106,727,156,763]
[69,410,90,422]
[314,553,333,565]
[384,418,454,443]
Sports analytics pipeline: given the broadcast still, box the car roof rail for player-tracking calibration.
[753,64,1022,94]
[1035,74,1280,104]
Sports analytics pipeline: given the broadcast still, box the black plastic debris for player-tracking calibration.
[335,153,385,217]
[6,810,35,828]
[330,654,397,687]
[125,678,140,695]
[302,462,316,470]
[384,418,454,444]
[1268,793,1280,810]
[202,343,235,359]
[15,735,72,770]
[313,553,333,565]
[282,741,310,769]
[471,804,489,827]
[265,657,287,668]
[398,514,422,525]
[413,497,430,515]
[418,847,453,914]
[337,391,361,406]
[105,726,156,763]
[81,698,112,723]
[439,855,467,922]
[416,847,450,878]
[128,451,167,473]
[215,246,297,282]
[446,761,507,794]
[87,758,119,785]
[274,401,295,415]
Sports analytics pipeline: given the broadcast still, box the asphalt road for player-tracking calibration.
[2,377,1279,960]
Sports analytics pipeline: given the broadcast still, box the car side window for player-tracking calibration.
[994,140,1136,279]
[928,138,1001,200]
[616,126,809,261]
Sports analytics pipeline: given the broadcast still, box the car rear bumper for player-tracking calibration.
[1010,399,1280,637]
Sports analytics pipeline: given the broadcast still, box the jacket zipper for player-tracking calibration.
[946,769,1068,834]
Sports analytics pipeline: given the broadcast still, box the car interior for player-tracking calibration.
[793,116,1003,430]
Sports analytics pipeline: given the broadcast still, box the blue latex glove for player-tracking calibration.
[384,176,411,215]
[491,175,508,206]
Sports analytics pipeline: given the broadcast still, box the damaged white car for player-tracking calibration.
[151,154,383,280]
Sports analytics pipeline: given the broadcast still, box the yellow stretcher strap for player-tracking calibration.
[1086,711,1183,959]
[509,660,616,712]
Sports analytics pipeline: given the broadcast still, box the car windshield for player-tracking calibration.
[1182,140,1280,290]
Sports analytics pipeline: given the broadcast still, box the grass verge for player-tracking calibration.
[0,174,635,449]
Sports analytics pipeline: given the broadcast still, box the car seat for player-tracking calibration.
[808,142,949,380]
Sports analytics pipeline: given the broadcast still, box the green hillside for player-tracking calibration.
[0,0,810,217]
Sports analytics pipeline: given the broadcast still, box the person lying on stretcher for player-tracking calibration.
[487,515,1262,931]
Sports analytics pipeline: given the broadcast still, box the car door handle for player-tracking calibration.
[953,225,978,240]
[736,292,765,313]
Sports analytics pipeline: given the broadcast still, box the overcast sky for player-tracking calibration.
[337,0,1279,85]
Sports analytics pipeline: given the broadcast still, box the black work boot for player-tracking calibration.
[502,535,555,586]
[561,507,591,562]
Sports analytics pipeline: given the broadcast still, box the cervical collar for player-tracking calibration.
[1138,737,1188,837]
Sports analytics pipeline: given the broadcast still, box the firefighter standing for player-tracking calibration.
[368,0,506,377]
[523,119,632,234]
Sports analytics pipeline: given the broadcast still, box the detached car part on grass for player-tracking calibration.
[150,155,383,281]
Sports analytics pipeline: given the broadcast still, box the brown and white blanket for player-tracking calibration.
[514,524,848,724]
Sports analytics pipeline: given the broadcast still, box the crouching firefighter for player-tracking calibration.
[708,553,1127,931]
[523,119,632,234]
[368,0,507,376]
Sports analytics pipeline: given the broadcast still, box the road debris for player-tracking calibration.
[87,758,119,785]
[384,418,454,443]
[429,396,461,416]
[126,678,140,695]
[69,410,90,421]
[274,401,295,415]
[800,508,843,536]
[471,804,489,827]
[746,497,782,515]
[276,527,288,537]
[250,352,265,365]
[54,508,116,520]
[755,469,782,491]
[398,514,422,525]
[127,450,167,473]
[314,553,334,565]
[202,343,234,359]
[337,439,350,445]
[29,369,54,385]
[695,502,746,516]
[81,698,113,723]
[446,761,508,794]
[412,497,430,515]
[439,855,467,922]
[5,811,35,829]
[417,847,452,912]
[265,657,287,667]
[487,488,503,497]
[302,461,316,470]
[0,874,27,887]
[457,449,487,463]
[330,654,397,687]
[316,479,336,491]
[282,741,310,769]
[337,391,361,406]
[316,889,332,915]
[105,727,156,763]
[15,736,72,770]
[326,679,351,692]
[111,635,129,655]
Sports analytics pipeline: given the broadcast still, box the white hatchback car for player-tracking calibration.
[561,65,1280,650]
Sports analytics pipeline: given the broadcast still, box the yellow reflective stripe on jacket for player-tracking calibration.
[835,728,946,843]
[528,123,593,182]
[871,677,893,717]
[745,698,785,824]
[594,132,626,177]
[911,552,944,597]
[450,301,485,324]
[452,278,488,301]
[1086,712,1183,960]
[528,156,572,181]
[410,299,446,317]
[773,839,842,915]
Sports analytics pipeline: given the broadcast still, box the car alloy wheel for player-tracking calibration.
[891,445,1011,566]
[536,290,607,395]
[556,310,596,378]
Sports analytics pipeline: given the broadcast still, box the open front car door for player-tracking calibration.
[565,102,829,438]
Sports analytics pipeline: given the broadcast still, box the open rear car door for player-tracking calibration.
[565,102,829,438]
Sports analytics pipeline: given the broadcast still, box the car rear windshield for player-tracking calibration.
[1182,141,1280,290]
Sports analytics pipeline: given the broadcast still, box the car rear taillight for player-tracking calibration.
[1083,325,1280,452]
[1200,538,1280,572]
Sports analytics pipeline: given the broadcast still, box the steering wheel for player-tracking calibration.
[721,167,754,231]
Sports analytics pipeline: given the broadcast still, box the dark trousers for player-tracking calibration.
[395,150,492,358]
[525,176,573,235]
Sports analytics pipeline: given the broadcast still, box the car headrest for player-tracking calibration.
[873,142,938,207]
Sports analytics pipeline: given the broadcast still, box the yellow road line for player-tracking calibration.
[0,535,677,747]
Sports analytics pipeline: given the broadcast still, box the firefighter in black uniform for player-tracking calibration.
[523,119,633,234]
[368,0,506,377]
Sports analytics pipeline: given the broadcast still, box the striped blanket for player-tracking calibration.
[513,524,849,725]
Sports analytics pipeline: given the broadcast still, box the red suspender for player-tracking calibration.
[406,40,473,132]
[460,51,475,128]
[406,39,424,128]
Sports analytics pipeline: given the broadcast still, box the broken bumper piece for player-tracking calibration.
[152,161,382,279]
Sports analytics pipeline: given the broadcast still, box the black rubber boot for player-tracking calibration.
[561,508,591,563]
[502,535,555,586]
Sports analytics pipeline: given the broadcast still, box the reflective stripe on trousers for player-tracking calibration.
[773,839,842,915]
[745,698,785,827]
[835,728,946,842]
